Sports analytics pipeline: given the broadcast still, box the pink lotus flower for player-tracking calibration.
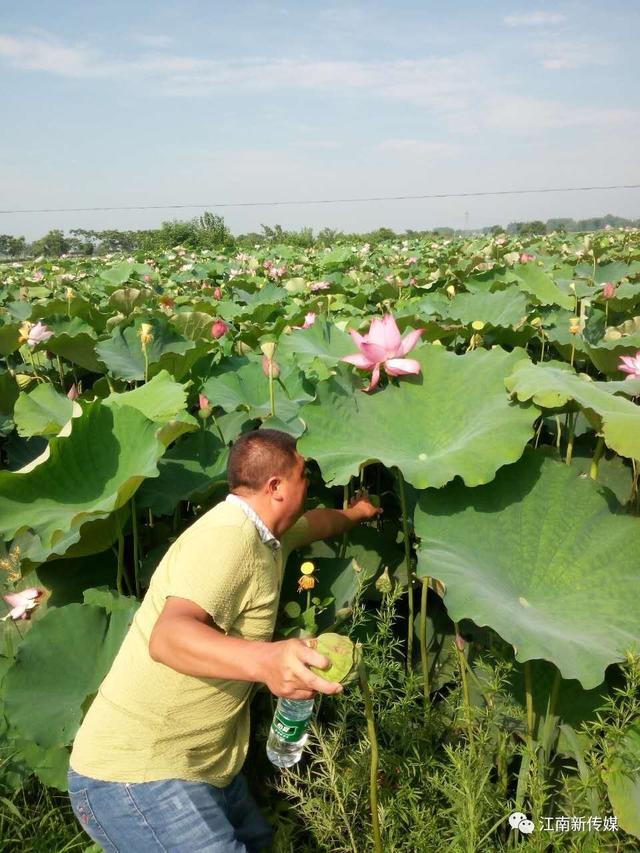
[67,383,79,401]
[618,351,640,379]
[602,282,616,299]
[341,314,424,392]
[2,588,42,621]
[520,253,535,263]
[211,320,229,339]
[302,312,316,329]
[309,281,330,292]
[405,256,418,266]
[214,286,223,300]
[18,321,54,348]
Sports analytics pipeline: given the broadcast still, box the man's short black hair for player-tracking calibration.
[227,429,299,493]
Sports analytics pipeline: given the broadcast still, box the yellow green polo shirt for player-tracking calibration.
[69,500,310,786]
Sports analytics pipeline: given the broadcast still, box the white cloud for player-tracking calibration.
[0,32,480,110]
[0,30,634,139]
[503,12,567,27]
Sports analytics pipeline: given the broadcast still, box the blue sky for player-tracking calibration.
[1,1,639,239]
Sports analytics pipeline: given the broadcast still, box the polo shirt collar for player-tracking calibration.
[225,493,281,551]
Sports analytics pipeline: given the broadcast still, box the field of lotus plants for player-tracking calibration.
[2,229,640,851]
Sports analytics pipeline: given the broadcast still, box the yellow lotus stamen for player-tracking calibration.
[300,561,315,575]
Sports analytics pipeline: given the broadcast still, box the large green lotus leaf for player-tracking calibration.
[95,321,194,380]
[108,286,152,313]
[276,317,356,369]
[149,340,212,383]
[172,310,215,340]
[511,265,574,309]
[100,261,150,285]
[464,269,518,294]
[5,300,33,322]
[505,359,640,461]
[136,428,229,515]
[0,321,20,356]
[38,295,106,331]
[443,289,529,328]
[201,355,314,425]
[3,598,138,750]
[13,384,73,438]
[298,346,537,488]
[103,369,190,424]
[44,316,102,372]
[414,449,640,688]
[0,369,19,415]
[0,402,166,557]
[604,719,640,838]
[575,260,640,284]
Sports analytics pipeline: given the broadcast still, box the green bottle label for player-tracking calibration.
[272,711,311,743]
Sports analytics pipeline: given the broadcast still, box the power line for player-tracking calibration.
[1,183,639,215]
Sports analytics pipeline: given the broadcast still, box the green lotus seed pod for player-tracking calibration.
[309,633,356,683]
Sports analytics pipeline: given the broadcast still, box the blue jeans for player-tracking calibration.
[67,767,274,852]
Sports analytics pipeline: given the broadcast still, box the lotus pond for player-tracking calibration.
[2,230,640,851]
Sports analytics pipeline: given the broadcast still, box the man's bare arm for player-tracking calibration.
[149,596,342,700]
[301,493,383,544]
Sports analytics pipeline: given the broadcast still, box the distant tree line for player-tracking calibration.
[1,212,639,259]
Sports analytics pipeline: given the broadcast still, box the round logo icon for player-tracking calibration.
[509,812,535,834]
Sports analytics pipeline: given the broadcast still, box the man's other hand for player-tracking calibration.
[264,638,343,700]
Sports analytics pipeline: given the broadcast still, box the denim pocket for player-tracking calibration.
[69,788,119,852]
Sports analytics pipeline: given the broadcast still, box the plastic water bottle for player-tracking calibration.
[266,697,315,768]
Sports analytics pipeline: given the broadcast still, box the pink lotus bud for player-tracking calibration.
[262,355,280,378]
[455,633,466,652]
[602,282,616,299]
[143,274,152,283]
[199,393,209,411]
[214,286,223,300]
[67,384,79,401]
[519,253,535,263]
[211,320,229,339]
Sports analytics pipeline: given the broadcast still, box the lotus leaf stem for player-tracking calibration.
[540,668,562,765]
[419,577,430,712]
[524,661,534,741]
[454,623,474,757]
[131,496,141,599]
[56,355,65,388]
[395,467,414,672]
[268,360,276,417]
[590,436,605,480]
[211,411,225,443]
[570,342,576,368]
[539,330,545,362]
[565,411,575,465]
[554,415,562,451]
[358,657,382,853]
[116,522,125,596]
[142,343,149,384]
[339,483,349,559]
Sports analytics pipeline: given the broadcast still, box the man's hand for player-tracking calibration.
[263,638,343,700]
[348,489,383,522]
